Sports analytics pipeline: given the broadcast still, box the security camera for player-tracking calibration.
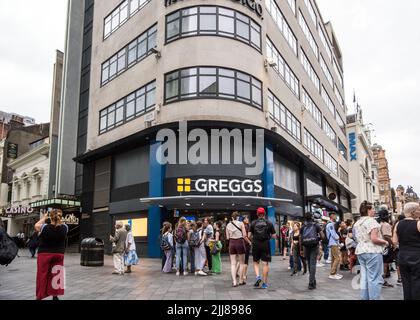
[150,47,161,58]
[264,58,277,68]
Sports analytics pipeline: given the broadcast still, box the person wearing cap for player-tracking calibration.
[249,207,276,289]
[392,202,420,300]
[378,209,394,288]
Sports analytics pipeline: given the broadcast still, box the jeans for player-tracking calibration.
[304,246,319,286]
[176,241,189,271]
[358,253,384,300]
[29,247,37,258]
[323,243,329,260]
[290,251,302,271]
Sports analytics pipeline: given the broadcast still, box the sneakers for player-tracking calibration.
[397,279,402,286]
[197,270,207,276]
[383,281,394,288]
[287,266,291,270]
[261,283,268,289]
[195,271,198,276]
[329,274,343,280]
[184,271,189,276]
[325,260,332,264]
[316,262,325,267]
[176,271,180,276]
[254,276,262,287]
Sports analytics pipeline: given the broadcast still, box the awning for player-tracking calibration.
[30,198,81,209]
[306,195,350,214]
[140,195,292,210]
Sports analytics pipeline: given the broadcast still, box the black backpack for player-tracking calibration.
[253,219,270,241]
[0,228,19,266]
[302,222,319,247]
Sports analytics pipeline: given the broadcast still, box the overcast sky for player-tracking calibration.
[0,0,418,191]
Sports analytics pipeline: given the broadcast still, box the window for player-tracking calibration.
[165,6,262,51]
[320,55,334,88]
[99,81,156,135]
[325,151,338,176]
[303,0,317,26]
[266,39,299,98]
[164,67,262,109]
[336,111,346,134]
[318,25,332,63]
[333,59,343,88]
[265,0,298,55]
[300,48,320,92]
[323,118,337,146]
[321,86,335,116]
[338,139,348,160]
[299,11,318,59]
[101,24,157,86]
[268,91,301,142]
[334,84,344,109]
[304,129,324,162]
[104,0,152,39]
[302,89,322,128]
[287,0,296,15]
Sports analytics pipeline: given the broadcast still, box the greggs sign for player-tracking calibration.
[164,0,264,18]
[177,178,263,194]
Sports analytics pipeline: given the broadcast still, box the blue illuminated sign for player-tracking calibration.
[349,132,357,161]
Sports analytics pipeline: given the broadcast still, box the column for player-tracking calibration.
[263,143,276,256]
[148,141,165,258]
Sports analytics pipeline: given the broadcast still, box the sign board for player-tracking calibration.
[62,213,80,225]
[7,143,18,159]
[176,177,263,195]
[6,206,34,215]
[349,132,357,161]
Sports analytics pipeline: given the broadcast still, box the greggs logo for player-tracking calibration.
[177,178,263,194]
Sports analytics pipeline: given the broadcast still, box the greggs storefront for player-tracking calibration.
[76,123,353,258]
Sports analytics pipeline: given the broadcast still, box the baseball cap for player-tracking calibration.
[257,207,266,216]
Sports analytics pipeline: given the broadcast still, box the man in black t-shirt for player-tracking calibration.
[249,207,276,289]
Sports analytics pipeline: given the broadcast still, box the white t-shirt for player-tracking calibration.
[125,231,136,251]
[354,216,383,255]
[204,224,214,246]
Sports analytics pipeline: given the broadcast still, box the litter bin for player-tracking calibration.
[80,238,104,267]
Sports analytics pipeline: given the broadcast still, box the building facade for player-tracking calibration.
[346,111,377,216]
[371,143,393,211]
[61,0,354,257]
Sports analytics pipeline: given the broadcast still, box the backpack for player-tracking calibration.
[188,230,201,248]
[160,234,172,251]
[175,226,187,244]
[302,222,319,247]
[253,219,270,241]
[321,223,330,245]
[0,228,19,266]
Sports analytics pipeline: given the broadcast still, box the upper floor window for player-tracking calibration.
[101,24,157,86]
[333,59,343,88]
[320,54,334,88]
[302,89,322,128]
[334,84,344,109]
[304,129,324,162]
[300,48,320,92]
[336,111,346,134]
[166,6,262,51]
[299,10,318,59]
[321,86,335,116]
[318,24,332,63]
[104,0,152,39]
[338,138,348,160]
[265,0,298,55]
[267,38,300,98]
[268,91,301,143]
[287,0,296,15]
[325,151,338,176]
[165,66,262,109]
[99,81,156,135]
[303,0,317,26]
[323,118,337,147]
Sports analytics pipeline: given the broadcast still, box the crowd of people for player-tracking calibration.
[156,202,420,300]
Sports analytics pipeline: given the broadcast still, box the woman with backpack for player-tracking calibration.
[161,223,174,273]
[226,212,247,287]
[194,221,207,276]
[35,209,68,300]
[174,217,189,276]
[210,221,223,275]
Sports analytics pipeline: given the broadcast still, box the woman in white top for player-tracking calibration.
[124,224,139,273]
[226,212,247,287]
[162,223,174,273]
[353,201,388,300]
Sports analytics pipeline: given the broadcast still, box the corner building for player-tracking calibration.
[64,0,354,257]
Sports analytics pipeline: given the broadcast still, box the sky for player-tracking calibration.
[0,0,418,191]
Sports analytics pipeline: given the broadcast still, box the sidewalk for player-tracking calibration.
[0,251,403,300]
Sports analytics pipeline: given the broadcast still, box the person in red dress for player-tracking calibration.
[34,210,68,300]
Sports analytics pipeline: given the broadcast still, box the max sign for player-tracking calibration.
[349,132,357,161]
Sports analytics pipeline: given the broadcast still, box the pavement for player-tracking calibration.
[0,250,403,300]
